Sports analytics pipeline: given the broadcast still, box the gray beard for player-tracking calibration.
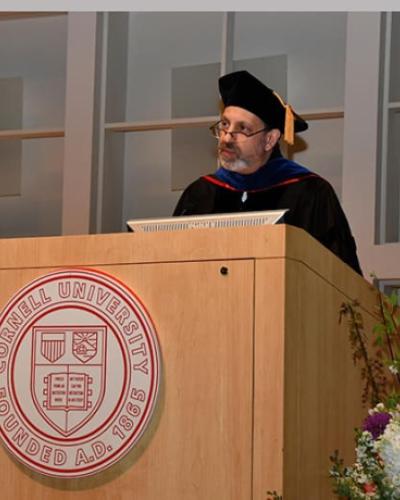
[219,158,249,173]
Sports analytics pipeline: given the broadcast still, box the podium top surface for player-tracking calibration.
[0,225,367,297]
[0,224,308,264]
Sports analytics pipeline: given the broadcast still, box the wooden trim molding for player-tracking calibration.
[0,128,64,140]
[105,116,219,133]
[0,12,67,21]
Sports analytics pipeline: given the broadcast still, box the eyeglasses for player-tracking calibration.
[209,120,269,142]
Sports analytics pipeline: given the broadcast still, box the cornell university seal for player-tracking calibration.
[0,268,161,477]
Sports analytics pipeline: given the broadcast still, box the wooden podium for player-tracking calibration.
[0,225,377,499]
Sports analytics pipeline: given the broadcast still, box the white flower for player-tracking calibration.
[378,419,400,492]
[389,364,399,375]
[368,403,387,415]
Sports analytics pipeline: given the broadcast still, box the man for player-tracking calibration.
[173,70,362,275]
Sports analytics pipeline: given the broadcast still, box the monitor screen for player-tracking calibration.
[127,209,288,233]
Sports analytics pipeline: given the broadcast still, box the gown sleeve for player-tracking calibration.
[173,178,216,215]
[286,178,362,275]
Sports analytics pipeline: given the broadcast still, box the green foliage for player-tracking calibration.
[339,301,387,407]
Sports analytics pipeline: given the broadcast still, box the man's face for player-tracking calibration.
[217,106,273,174]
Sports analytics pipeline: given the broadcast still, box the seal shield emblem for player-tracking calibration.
[31,326,107,436]
[72,331,98,363]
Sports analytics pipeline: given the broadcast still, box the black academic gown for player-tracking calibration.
[173,173,362,275]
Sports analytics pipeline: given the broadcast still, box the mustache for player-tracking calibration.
[218,145,237,153]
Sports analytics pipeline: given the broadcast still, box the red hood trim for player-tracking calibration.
[202,173,319,193]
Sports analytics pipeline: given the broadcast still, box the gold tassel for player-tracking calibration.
[272,91,295,145]
[284,104,294,146]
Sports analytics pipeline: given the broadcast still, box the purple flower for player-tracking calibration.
[362,412,391,439]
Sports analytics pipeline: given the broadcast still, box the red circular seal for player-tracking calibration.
[0,268,161,477]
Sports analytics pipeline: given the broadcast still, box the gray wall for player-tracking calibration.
[123,12,224,221]
[0,15,66,237]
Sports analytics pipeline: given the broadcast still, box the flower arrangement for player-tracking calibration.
[330,288,400,499]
